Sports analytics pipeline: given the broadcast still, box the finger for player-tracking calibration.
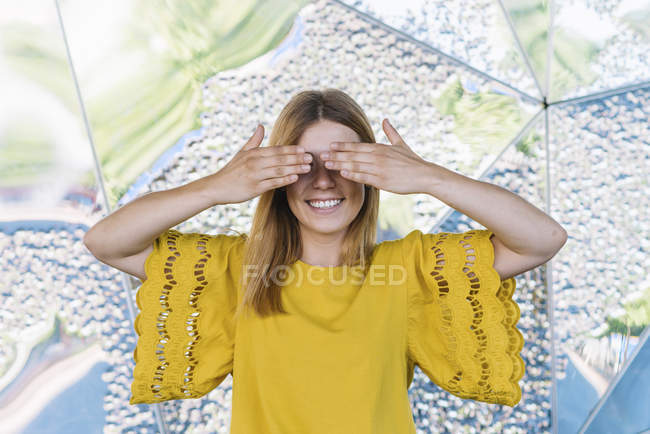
[259,173,299,191]
[259,163,311,180]
[382,119,408,147]
[256,144,305,158]
[323,160,378,176]
[256,150,311,168]
[241,124,265,151]
[329,141,377,152]
[339,170,380,186]
[320,150,374,164]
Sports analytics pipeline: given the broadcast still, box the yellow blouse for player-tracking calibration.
[129,228,524,433]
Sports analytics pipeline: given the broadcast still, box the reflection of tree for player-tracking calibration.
[603,286,650,338]
[434,77,530,167]
[0,25,78,186]
[504,2,608,100]
[0,1,308,203]
[90,0,309,205]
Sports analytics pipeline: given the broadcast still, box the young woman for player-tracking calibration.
[84,88,567,433]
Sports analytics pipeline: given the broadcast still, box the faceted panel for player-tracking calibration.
[549,88,650,433]
[583,333,650,433]
[0,1,110,432]
[340,0,542,99]
[501,0,553,97]
[407,114,551,432]
[0,2,101,217]
[58,0,308,209]
[548,0,650,101]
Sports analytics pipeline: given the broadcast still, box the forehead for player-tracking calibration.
[296,120,361,154]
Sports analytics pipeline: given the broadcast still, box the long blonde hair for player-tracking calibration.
[233,88,380,320]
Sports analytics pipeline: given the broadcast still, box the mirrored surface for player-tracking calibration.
[0,1,108,432]
[582,330,650,434]
[2,0,649,432]
[549,88,650,434]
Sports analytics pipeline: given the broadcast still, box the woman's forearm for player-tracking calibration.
[423,163,567,257]
[83,174,221,259]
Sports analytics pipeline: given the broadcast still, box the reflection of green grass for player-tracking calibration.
[505,1,603,100]
[0,1,309,204]
[515,130,540,158]
[434,77,531,170]
[602,287,650,338]
[91,0,310,204]
[378,193,414,236]
[0,121,55,187]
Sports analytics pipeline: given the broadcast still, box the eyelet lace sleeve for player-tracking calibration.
[129,229,246,405]
[403,229,524,407]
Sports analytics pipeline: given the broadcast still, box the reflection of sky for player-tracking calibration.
[583,334,650,433]
[554,3,618,45]
[557,359,599,434]
[23,361,109,434]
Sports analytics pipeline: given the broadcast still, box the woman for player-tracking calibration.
[84,88,567,433]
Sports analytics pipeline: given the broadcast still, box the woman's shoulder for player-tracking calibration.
[372,229,422,264]
[371,229,425,261]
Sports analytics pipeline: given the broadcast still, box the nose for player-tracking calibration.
[311,159,337,188]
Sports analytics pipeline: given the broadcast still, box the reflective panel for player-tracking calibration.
[0,2,100,215]
[3,0,649,431]
[58,0,308,209]
[340,0,543,99]
[0,1,107,432]
[548,0,650,101]
[549,88,650,434]
[582,330,650,433]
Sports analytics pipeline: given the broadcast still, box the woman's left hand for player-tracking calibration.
[321,119,440,195]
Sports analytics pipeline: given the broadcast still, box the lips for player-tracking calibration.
[305,198,345,212]
[305,198,344,201]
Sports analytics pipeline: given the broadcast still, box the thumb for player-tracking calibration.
[241,124,264,151]
[382,119,408,148]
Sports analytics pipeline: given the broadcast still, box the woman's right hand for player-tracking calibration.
[206,124,312,204]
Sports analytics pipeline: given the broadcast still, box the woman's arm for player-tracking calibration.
[319,118,567,280]
[84,124,308,263]
[83,175,222,260]
[423,163,568,279]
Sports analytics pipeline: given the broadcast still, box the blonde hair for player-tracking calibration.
[233,88,380,319]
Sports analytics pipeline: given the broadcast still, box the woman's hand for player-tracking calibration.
[320,119,441,195]
[207,124,312,204]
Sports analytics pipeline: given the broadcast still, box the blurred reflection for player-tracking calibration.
[582,331,650,433]
[0,1,98,215]
[340,0,542,99]
[548,0,650,101]
[2,0,648,432]
[0,1,104,431]
[550,88,650,433]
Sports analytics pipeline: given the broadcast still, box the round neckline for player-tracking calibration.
[295,258,348,269]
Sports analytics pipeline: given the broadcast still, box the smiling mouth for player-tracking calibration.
[305,198,345,209]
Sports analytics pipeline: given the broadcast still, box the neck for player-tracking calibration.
[299,227,347,267]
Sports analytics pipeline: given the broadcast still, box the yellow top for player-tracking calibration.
[129,228,524,433]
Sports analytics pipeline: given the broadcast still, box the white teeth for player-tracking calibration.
[308,199,342,209]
